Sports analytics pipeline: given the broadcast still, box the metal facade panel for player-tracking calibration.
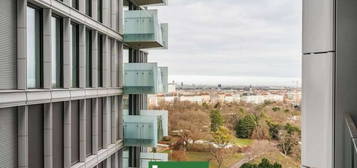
[0,0,16,89]
[0,108,17,168]
[302,53,334,168]
[53,102,64,168]
[302,0,334,53]
[71,100,80,164]
[28,104,44,168]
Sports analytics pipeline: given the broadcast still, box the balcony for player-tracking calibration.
[124,10,168,49]
[124,63,168,94]
[123,151,168,168]
[123,110,168,147]
[123,115,160,147]
[124,0,168,6]
[344,113,357,168]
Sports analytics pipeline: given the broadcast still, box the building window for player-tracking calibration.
[98,34,103,87]
[72,0,79,10]
[86,0,92,17]
[51,16,63,88]
[86,99,93,156]
[98,98,103,150]
[86,29,92,88]
[53,102,64,168]
[71,23,80,88]
[27,6,42,89]
[98,0,103,23]
[71,100,80,165]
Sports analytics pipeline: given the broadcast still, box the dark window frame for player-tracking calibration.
[98,0,103,23]
[71,22,80,88]
[86,29,93,88]
[98,34,103,87]
[72,0,79,10]
[86,0,92,17]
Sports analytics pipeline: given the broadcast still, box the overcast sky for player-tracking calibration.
[140,0,302,86]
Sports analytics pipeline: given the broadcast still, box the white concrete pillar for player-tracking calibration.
[103,97,111,148]
[92,0,98,21]
[79,100,86,162]
[79,0,85,14]
[79,25,86,88]
[18,106,28,168]
[118,42,123,88]
[103,36,110,87]
[43,8,52,89]
[111,41,117,87]
[111,96,117,143]
[44,103,53,168]
[118,96,123,140]
[64,101,72,168]
[92,98,99,154]
[103,0,110,26]
[63,18,72,89]
[118,0,123,34]
[92,31,98,88]
[17,0,27,90]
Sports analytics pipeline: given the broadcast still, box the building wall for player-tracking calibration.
[0,0,125,167]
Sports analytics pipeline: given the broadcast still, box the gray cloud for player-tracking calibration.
[144,0,302,85]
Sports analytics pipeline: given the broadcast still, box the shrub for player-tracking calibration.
[272,107,280,112]
[240,158,282,168]
[235,115,257,138]
[267,121,281,140]
[210,109,224,132]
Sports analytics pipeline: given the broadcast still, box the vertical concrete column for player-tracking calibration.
[79,100,87,161]
[18,106,28,168]
[111,0,117,29]
[79,25,86,88]
[103,36,110,87]
[118,96,123,139]
[17,0,27,90]
[118,42,123,88]
[92,0,98,21]
[92,31,99,88]
[111,41,117,87]
[111,96,117,143]
[92,98,99,154]
[118,0,123,34]
[79,0,85,13]
[43,9,52,89]
[44,103,53,168]
[63,18,72,89]
[103,0,110,26]
[106,157,111,168]
[103,97,111,148]
[64,101,72,168]
[113,152,119,168]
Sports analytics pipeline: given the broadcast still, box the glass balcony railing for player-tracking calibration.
[124,63,168,94]
[123,110,168,147]
[124,0,168,6]
[124,10,168,49]
[124,115,160,147]
[123,151,169,168]
[141,110,168,137]
[344,113,357,168]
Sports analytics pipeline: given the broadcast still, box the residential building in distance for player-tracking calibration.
[0,0,169,168]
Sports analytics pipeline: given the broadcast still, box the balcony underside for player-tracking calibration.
[124,41,163,49]
[124,0,167,6]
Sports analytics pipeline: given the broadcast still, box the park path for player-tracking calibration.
[229,140,274,168]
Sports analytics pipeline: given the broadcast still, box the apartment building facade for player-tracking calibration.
[0,0,125,167]
[302,0,357,167]
[0,0,169,167]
